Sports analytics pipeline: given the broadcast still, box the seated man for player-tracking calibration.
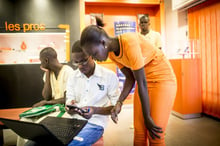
[33,46,75,107]
[24,40,120,146]
[65,40,120,146]
[18,47,75,146]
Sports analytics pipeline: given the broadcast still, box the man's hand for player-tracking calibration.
[80,106,93,119]
[32,100,48,108]
[65,100,78,115]
[40,65,49,72]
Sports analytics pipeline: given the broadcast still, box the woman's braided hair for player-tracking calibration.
[80,16,108,48]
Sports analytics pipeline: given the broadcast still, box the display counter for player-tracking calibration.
[170,59,202,119]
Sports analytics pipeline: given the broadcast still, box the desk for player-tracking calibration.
[170,59,202,119]
[0,107,31,145]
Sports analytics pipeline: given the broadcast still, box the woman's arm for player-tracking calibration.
[111,67,135,123]
[133,67,162,139]
[117,67,136,102]
[133,68,150,116]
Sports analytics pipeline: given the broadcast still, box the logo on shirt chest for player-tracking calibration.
[97,83,104,91]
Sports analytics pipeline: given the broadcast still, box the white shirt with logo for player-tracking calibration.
[66,63,120,128]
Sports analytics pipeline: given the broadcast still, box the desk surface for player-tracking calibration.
[0,107,31,125]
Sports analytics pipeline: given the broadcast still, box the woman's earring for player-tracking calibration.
[104,46,107,49]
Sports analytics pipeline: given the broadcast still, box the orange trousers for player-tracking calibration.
[133,80,177,146]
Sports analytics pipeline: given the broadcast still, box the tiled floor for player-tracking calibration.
[103,104,220,146]
[3,104,220,146]
[103,104,134,146]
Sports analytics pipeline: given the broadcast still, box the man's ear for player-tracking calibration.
[45,57,49,64]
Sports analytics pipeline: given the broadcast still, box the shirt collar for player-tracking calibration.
[74,62,102,78]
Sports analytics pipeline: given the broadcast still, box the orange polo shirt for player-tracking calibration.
[109,32,176,82]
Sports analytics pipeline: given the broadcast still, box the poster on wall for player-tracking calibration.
[114,21,136,95]
[114,21,136,36]
[0,33,66,64]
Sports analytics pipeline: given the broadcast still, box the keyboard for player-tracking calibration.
[39,116,87,144]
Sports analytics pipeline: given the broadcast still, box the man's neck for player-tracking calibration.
[141,30,149,35]
[85,62,95,78]
[52,63,63,78]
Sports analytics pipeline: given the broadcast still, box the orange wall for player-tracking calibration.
[188,0,220,119]
[84,3,161,36]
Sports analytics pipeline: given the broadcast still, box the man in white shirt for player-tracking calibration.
[139,14,162,50]
[65,40,120,146]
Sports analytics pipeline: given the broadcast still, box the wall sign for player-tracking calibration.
[4,21,46,33]
[0,33,66,64]
[114,21,136,36]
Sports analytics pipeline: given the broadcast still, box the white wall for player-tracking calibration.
[163,0,188,59]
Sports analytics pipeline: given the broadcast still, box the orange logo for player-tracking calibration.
[20,41,27,50]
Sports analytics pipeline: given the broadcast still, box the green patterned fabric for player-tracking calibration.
[19,104,65,118]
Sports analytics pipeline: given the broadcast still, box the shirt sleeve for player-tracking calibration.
[62,66,75,91]
[65,74,75,105]
[155,32,162,49]
[107,72,120,105]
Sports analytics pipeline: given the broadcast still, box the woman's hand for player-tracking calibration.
[145,116,163,139]
[111,101,122,123]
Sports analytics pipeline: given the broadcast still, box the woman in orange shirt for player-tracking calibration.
[80,18,177,146]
